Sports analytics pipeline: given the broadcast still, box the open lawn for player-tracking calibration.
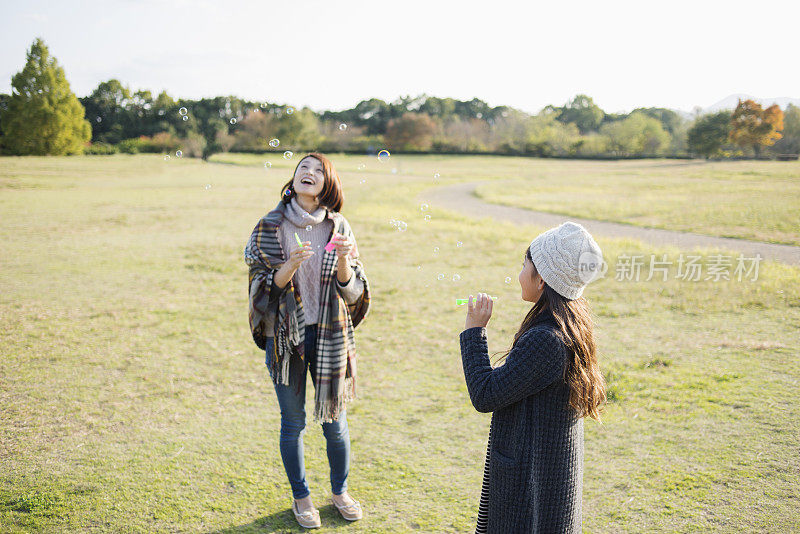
[1,154,799,532]
[473,158,800,246]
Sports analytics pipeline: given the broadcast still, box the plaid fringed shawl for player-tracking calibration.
[244,202,371,423]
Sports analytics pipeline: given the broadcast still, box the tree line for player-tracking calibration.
[1,38,798,160]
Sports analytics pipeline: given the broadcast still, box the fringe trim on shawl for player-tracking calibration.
[313,376,355,424]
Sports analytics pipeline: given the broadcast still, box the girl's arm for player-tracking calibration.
[459,326,566,413]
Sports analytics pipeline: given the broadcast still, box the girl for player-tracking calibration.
[459,221,606,533]
[244,153,370,528]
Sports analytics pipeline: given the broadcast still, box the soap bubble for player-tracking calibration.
[433,246,439,254]
[286,107,295,115]
[437,273,445,281]
[339,123,347,131]
[389,219,397,227]
[96,116,102,123]
[396,221,408,232]
[176,150,183,158]
[260,102,267,109]
[204,184,211,190]
[433,172,440,180]
[452,274,461,282]
[269,138,280,148]
[417,265,422,270]
[505,277,512,284]
[377,149,390,162]
[164,155,170,161]
[359,178,367,184]
[230,118,237,125]
[264,161,272,169]
[305,225,312,232]
[456,241,463,247]
[283,151,293,160]
[179,107,188,116]
[424,215,431,222]
[420,203,429,211]
[357,163,366,170]
[391,168,398,174]
[182,116,189,122]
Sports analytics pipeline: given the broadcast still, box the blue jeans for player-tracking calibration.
[266,325,350,499]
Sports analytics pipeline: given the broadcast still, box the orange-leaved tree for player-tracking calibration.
[728,99,784,157]
[384,112,437,151]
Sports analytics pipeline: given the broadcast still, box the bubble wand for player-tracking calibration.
[297,231,339,252]
[456,297,497,306]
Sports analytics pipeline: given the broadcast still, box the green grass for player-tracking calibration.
[1,153,799,532]
[471,158,800,245]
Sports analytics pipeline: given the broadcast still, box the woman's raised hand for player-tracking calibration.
[465,292,494,329]
[288,241,315,270]
[332,233,354,262]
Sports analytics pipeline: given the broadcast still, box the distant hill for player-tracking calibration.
[673,94,800,119]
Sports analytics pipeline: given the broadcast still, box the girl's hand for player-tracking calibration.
[332,233,354,262]
[287,242,314,270]
[465,292,493,329]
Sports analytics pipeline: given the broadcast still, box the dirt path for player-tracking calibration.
[424,182,800,266]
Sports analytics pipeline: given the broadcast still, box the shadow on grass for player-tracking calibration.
[209,504,353,533]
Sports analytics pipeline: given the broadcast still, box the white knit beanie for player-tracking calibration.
[528,222,605,300]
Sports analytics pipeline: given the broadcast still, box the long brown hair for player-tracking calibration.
[499,248,606,421]
[280,152,344,212]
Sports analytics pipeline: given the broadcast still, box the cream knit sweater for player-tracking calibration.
[277,198,363,325]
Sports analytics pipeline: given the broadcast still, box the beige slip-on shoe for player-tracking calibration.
[292,500,321,529]
[331,496,363,521]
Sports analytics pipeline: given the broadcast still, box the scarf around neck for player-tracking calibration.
[285,197,327,228]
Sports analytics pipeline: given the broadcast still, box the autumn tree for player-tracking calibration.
[3,38,91,155]
[728,99,783,157]
[384,112,437,151]
[768,103,800,155]
[231,109,273,151]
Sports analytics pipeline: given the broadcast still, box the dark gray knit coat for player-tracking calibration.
[460,315,583,534]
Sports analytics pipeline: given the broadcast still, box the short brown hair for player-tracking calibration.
[280,153,344,212]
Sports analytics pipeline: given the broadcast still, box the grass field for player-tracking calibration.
[473,158,800,246]
[1,153,799,533]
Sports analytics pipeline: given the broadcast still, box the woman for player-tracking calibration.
[459,222,606,533]
[244,153,370,528]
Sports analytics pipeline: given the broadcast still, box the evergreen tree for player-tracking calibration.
[3,38,91,155]
[687,111,732,158]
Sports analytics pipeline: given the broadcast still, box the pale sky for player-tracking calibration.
[1,0,798,115]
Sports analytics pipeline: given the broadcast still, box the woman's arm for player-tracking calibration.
[273,241,315,288]
[459,326,566,413]
[336,256,353,284]
[331,229,365,303]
